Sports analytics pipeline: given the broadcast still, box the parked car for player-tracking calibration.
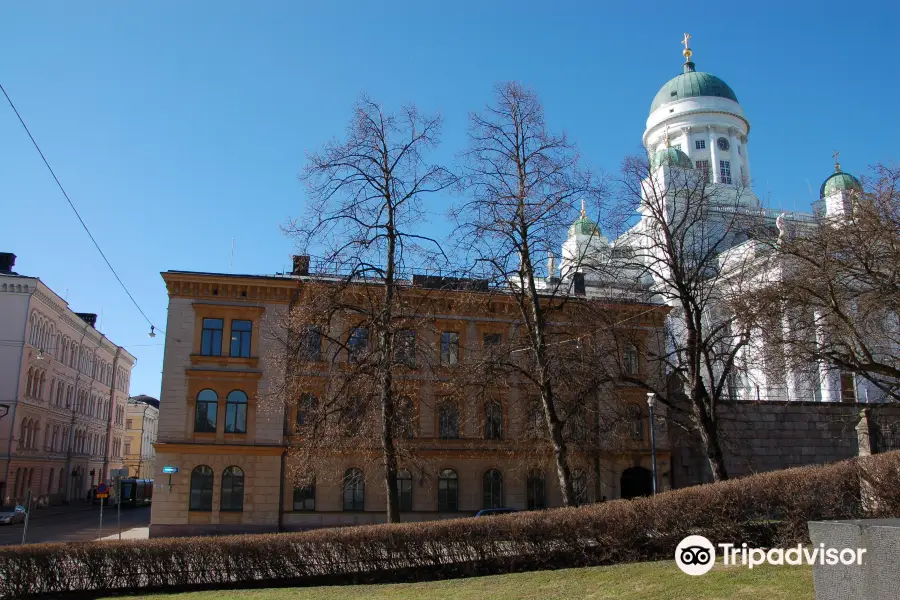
[0,506,26,525]
[474,508,519,517]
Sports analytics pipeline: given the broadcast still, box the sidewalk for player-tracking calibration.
[97,527,149,541]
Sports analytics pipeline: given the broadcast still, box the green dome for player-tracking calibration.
[649,146,694,170]
[569,215,601,237]
[649,65,739,115]
[820,170,861,199]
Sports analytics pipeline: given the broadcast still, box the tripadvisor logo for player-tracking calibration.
[675,535,716,575]
[674,535,868,575]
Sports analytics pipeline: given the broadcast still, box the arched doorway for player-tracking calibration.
[620,467,653,499]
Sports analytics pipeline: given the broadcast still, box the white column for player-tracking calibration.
[814,309,840,402]
[729,129,741,187]
[742,135,752,186]
[708,126,719,183]
[681,127,693,163]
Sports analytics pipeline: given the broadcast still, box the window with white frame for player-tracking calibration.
[695,139,705,150]
[719,160,732,184]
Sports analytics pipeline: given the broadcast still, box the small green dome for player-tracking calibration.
[569,215,601,237]
[820,170,861,199]
[649,64,739,115]
[649,146,694,170]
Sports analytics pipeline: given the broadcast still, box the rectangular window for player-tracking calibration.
[125,419,133,430]
[483,333,501,349]
[397,475,412,511]
[293,480,315,511]
[200,318,223,356]
[840,373,856,403]
[719,160,732,184]
[695,139,706,150]
[673,143,682,151]
[124,441,132,455]
[440,331,459,366]
[347,327,368,363]
[695,160,710,182]
[395,329,416,367]
[299,327,322,362]
[230,320,252,357]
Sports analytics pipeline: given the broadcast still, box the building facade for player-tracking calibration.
[150,264,670,537]
[0,253,135,506]
[124,395,159,479]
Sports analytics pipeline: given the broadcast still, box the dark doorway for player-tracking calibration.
[620,466,653,499]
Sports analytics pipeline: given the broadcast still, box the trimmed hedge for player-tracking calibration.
[2,452,899,599]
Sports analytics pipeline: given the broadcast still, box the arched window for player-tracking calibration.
[13,468,21,498]
[482,469,503,509]
[438,401,460,439]
[48,469,54,494]
[19,420,28,448]
[572,469,589,506]
[58,468,65,492]
[25,368,33,397]
[293,476,315,511]
[342,468,365,511]
[626,404,644,441]
[189,465,214,511]
[225,390,248,434]
[295,393,318,432]
[484,400,503,440]
[396,469,412,512]
[194,389,218,433]
[526,469,546,510]
[438,468,458,511]
[220,466,244,512]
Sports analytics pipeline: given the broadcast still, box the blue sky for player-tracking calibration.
[2,0,897,398]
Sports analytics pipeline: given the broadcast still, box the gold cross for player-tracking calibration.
[682,33,691,50]
[833,149,840,170]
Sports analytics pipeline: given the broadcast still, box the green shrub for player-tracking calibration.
[1,452,898,599]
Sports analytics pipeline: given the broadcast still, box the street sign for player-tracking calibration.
[114,467,129,478]
[162,466,178,474]
[96,492,108,499]
[97,482,108,494]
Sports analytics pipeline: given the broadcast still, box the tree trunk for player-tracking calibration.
[692,392,729,481]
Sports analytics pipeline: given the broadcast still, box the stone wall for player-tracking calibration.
[671,401,900,487]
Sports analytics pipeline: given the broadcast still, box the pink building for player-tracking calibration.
[0,253,135,506]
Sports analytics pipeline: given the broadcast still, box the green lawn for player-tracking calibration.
[125,561,814,600]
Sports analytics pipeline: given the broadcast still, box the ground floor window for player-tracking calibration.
[293,478,315,511]
[343,468,364,511]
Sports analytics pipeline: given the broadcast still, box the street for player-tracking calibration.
[0,505,150,545]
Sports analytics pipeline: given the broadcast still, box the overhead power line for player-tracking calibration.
[0,82,162,334]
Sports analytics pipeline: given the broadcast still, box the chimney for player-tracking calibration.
[0,253,16,274]
[76,313,98,328]
[292,255,310,276]
[573,272,586,296]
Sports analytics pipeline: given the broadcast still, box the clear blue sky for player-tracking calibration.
[2,0,897,399]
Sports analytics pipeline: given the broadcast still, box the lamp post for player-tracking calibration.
[647,393,658,495]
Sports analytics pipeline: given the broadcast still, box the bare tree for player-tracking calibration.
[451,82,604,505]
[762,164,900,402]
[280,97,453,522]
[615,152,762,481]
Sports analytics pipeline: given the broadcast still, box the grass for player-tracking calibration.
[124,560,814,600]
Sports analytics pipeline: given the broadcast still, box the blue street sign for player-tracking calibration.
[162,466,178,474]
[96,482,108,494]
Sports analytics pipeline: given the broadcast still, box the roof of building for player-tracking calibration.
[649,146,694,170]
[129,395,160,409]
[820,168,861,199]
[649,62,739,115]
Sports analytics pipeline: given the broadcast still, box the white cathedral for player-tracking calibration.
[542,35,873,404]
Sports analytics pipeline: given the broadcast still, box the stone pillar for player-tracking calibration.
[681,126,692,163]
[728,128,741,187]
[742,135,752,186]
[815,309,841,402]
[708,126,719,183]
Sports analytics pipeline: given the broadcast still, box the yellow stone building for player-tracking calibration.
[124,395,159,479]
[149,262,671,537]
